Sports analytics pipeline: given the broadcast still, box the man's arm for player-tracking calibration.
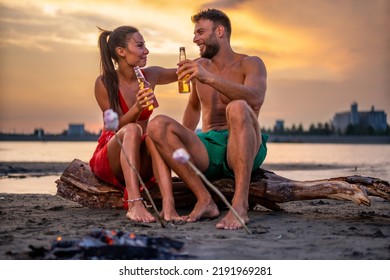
[182,84,201,131]
[208,57,266,112]
[179,56,266,113]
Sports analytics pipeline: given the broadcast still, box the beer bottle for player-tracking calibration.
[134,66,158,110]
[178,47,191,93]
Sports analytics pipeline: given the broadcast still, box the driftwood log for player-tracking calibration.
[56,158,390,210]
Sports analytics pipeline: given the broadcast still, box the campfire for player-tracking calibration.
[29,229,190,260]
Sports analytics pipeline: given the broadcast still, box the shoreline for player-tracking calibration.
[267,134,390,144]
[0,162,69,178]
[1,134,390,144]
[0,161,361,180]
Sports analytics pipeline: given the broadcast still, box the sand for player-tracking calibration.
[0,162,389,260]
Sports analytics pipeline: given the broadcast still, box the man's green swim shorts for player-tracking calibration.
[197,129,268,180]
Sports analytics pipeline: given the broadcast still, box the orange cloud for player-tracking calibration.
[0,0,388,133]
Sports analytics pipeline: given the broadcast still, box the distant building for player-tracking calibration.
[333,102,387,133]
[33,128,45,138]
[274,120,284,132]
[67,124,85,136]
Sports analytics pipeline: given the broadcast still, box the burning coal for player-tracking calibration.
[29,229,191,260]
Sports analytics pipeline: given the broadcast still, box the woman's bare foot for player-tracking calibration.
[184,199,220,222]
[216,207,249,230]
[160,208,183,222]
[126,201,156,223]
[159,199,183,222]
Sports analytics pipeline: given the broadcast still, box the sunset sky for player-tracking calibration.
[0,0,389,134]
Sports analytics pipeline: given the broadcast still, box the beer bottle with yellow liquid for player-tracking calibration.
[178,47,191,93]
[134,66,159,111]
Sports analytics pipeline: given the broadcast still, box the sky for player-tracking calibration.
[0,0,389,134]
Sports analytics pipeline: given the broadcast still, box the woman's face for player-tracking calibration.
[123,32,149,67]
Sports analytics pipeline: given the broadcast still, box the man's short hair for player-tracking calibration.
[191,8,231,38]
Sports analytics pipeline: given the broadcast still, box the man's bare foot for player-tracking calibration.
[184,199,220,222]
[216,207,249,230]
[126,201,156,223]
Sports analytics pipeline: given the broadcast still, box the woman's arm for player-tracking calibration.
[94,76,143,129]
[144,66,177,85]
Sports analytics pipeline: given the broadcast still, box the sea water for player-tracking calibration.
[0,141,389,194]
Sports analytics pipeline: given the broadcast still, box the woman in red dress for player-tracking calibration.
[90,26,179,222]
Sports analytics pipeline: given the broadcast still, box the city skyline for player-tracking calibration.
[1,0,389,134]
[2,101,387,135]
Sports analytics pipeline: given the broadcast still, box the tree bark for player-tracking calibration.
[56,159,390,210]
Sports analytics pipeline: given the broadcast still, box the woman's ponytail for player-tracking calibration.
[97,27,120,113]
[96,26,139,113]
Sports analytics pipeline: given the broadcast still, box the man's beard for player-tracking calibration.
[201,40,220,59]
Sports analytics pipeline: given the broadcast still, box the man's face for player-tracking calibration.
[193,19,220,59]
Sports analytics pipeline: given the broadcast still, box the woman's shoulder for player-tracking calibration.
[94,75,103,85]
[94,75,108,94]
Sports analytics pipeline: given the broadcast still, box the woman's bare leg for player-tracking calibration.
[145,136,182,222]
[107,124,156,223]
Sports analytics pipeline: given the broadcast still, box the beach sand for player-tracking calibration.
[0,162,390,260]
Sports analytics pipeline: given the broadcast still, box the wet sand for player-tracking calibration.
[0,162,389,260]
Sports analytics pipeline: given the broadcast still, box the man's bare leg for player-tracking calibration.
[147,115,219,221]
[216,101,262,229]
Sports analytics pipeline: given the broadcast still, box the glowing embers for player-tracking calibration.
[29,229,190,260]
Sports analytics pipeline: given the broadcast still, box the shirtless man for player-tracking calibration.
[147,8,268,229]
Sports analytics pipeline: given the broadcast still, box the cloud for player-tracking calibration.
[200,0,251,9]
[0,2,107,52]
[234,0,389,81]
[0,0,388,133]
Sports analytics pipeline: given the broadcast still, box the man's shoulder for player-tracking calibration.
[239,55,266,74]
[241,54,264,65]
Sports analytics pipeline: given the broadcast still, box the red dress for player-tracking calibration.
[89,90,155,209]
